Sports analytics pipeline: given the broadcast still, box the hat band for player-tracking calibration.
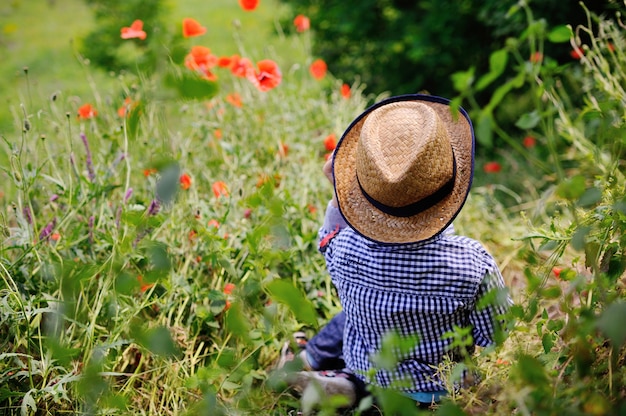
[356,156,457,218]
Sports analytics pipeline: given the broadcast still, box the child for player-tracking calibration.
[284,94,511,411]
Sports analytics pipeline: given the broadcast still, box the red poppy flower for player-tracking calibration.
[78,103,97,119]
[212,181,229,198]
[247,59,282,92]
[278,141,289,158]
[223,282,236,295]
[226,93,243,108]
[213,129,223,139]
[552,266,562,279]
[483,161,502,173]
[239,0,259,11]
[323,133,337,151]
[341,83,351,99]
[293,14,310,32]
[117,97,135,118]
[309,59,327,80]
[529,51,542,63]
[230,55,253,78]
[180,173,192,190]
[51,232,61,241]
[607,42,615,52]
[522,136,536,148]
[143,168,157,177]
[217,56,233,67]
[137,275,154,293]
[188,230,198,241]
[570,46,584,59]
[182,18,206,38]
[121,19,147,40]
[184,46,218,80]
[208,219,220,229]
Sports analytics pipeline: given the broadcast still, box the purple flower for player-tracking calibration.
[88,216,95,244]
[147,199,160,216]
[39,218,57,241]
[80,132,96,182]
[22,206,32,225]
[124,188,133,204]
[50,194,59,202]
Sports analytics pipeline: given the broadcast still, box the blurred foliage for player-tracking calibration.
[79,0,173,74]
[277,0,617,100]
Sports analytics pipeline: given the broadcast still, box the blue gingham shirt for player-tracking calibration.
[318,203,510,393]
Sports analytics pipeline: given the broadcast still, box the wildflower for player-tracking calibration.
[51,233,61,242]
[529,52,542,63]
[570,46,584,59]
[120,19,147,40]
[208,219,220,229]
[217,56,233,67]
[137,275,154,293]
[77,103,97,119]
[223,283,236,295]
[88,215,95,244]
[293,14,310,32]
[247,59,282,92]
[182,18,206,38]
[552,267,563,279]
[180,173,192,190]
[143,168,157,177]
[323,134,337,151]
[80,133,96,182]
[50,194,59,202]
[117,97,135,118]
[341,83,351,99]
[212,181,229,198]
[188,230,197,241]
[124,188,133,204]
[483,161,502,173]
[213,129,223,139]
[184,46,218,81]
[39,218,57,241]
[226,92,243,108]
[309,59,327,80]
[147,199,160,215]
[239,0,259,11]
[522,136,536,148]
[307,204,317,214]
[607,42,615,52]
[243,208,252,218]
[22,206,32,225]
[278,141,289,158]
[230,55,253,78]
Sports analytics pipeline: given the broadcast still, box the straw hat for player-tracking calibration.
[333,94,474,244]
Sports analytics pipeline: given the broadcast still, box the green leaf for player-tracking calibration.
[156,163,180,205]
[451,67,475,93]
[571,226,590,251]
[475,112,493,148]
[224,303,251,343]
[476,49,508,91]
[548,25,573,43]
[577,187,602,207]
[140,326,181,358]
[515,111,541,129]
[542,332,554,353]
[556,175,586,200]
[266,280,318,328]
[165,71,219,100]
[596,301,626,348]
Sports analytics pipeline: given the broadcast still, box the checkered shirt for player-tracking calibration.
[318,203,510,393]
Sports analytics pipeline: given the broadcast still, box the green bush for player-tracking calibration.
[278,0,616,100]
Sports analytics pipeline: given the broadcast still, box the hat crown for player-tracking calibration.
[356,102,454,208]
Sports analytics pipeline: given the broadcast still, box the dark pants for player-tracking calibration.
[306,311,346,370]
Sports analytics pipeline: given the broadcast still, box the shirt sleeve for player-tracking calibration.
[318,202,348,254]
[469,262,513,347]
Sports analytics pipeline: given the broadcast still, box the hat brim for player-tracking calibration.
[333,94,475,244]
